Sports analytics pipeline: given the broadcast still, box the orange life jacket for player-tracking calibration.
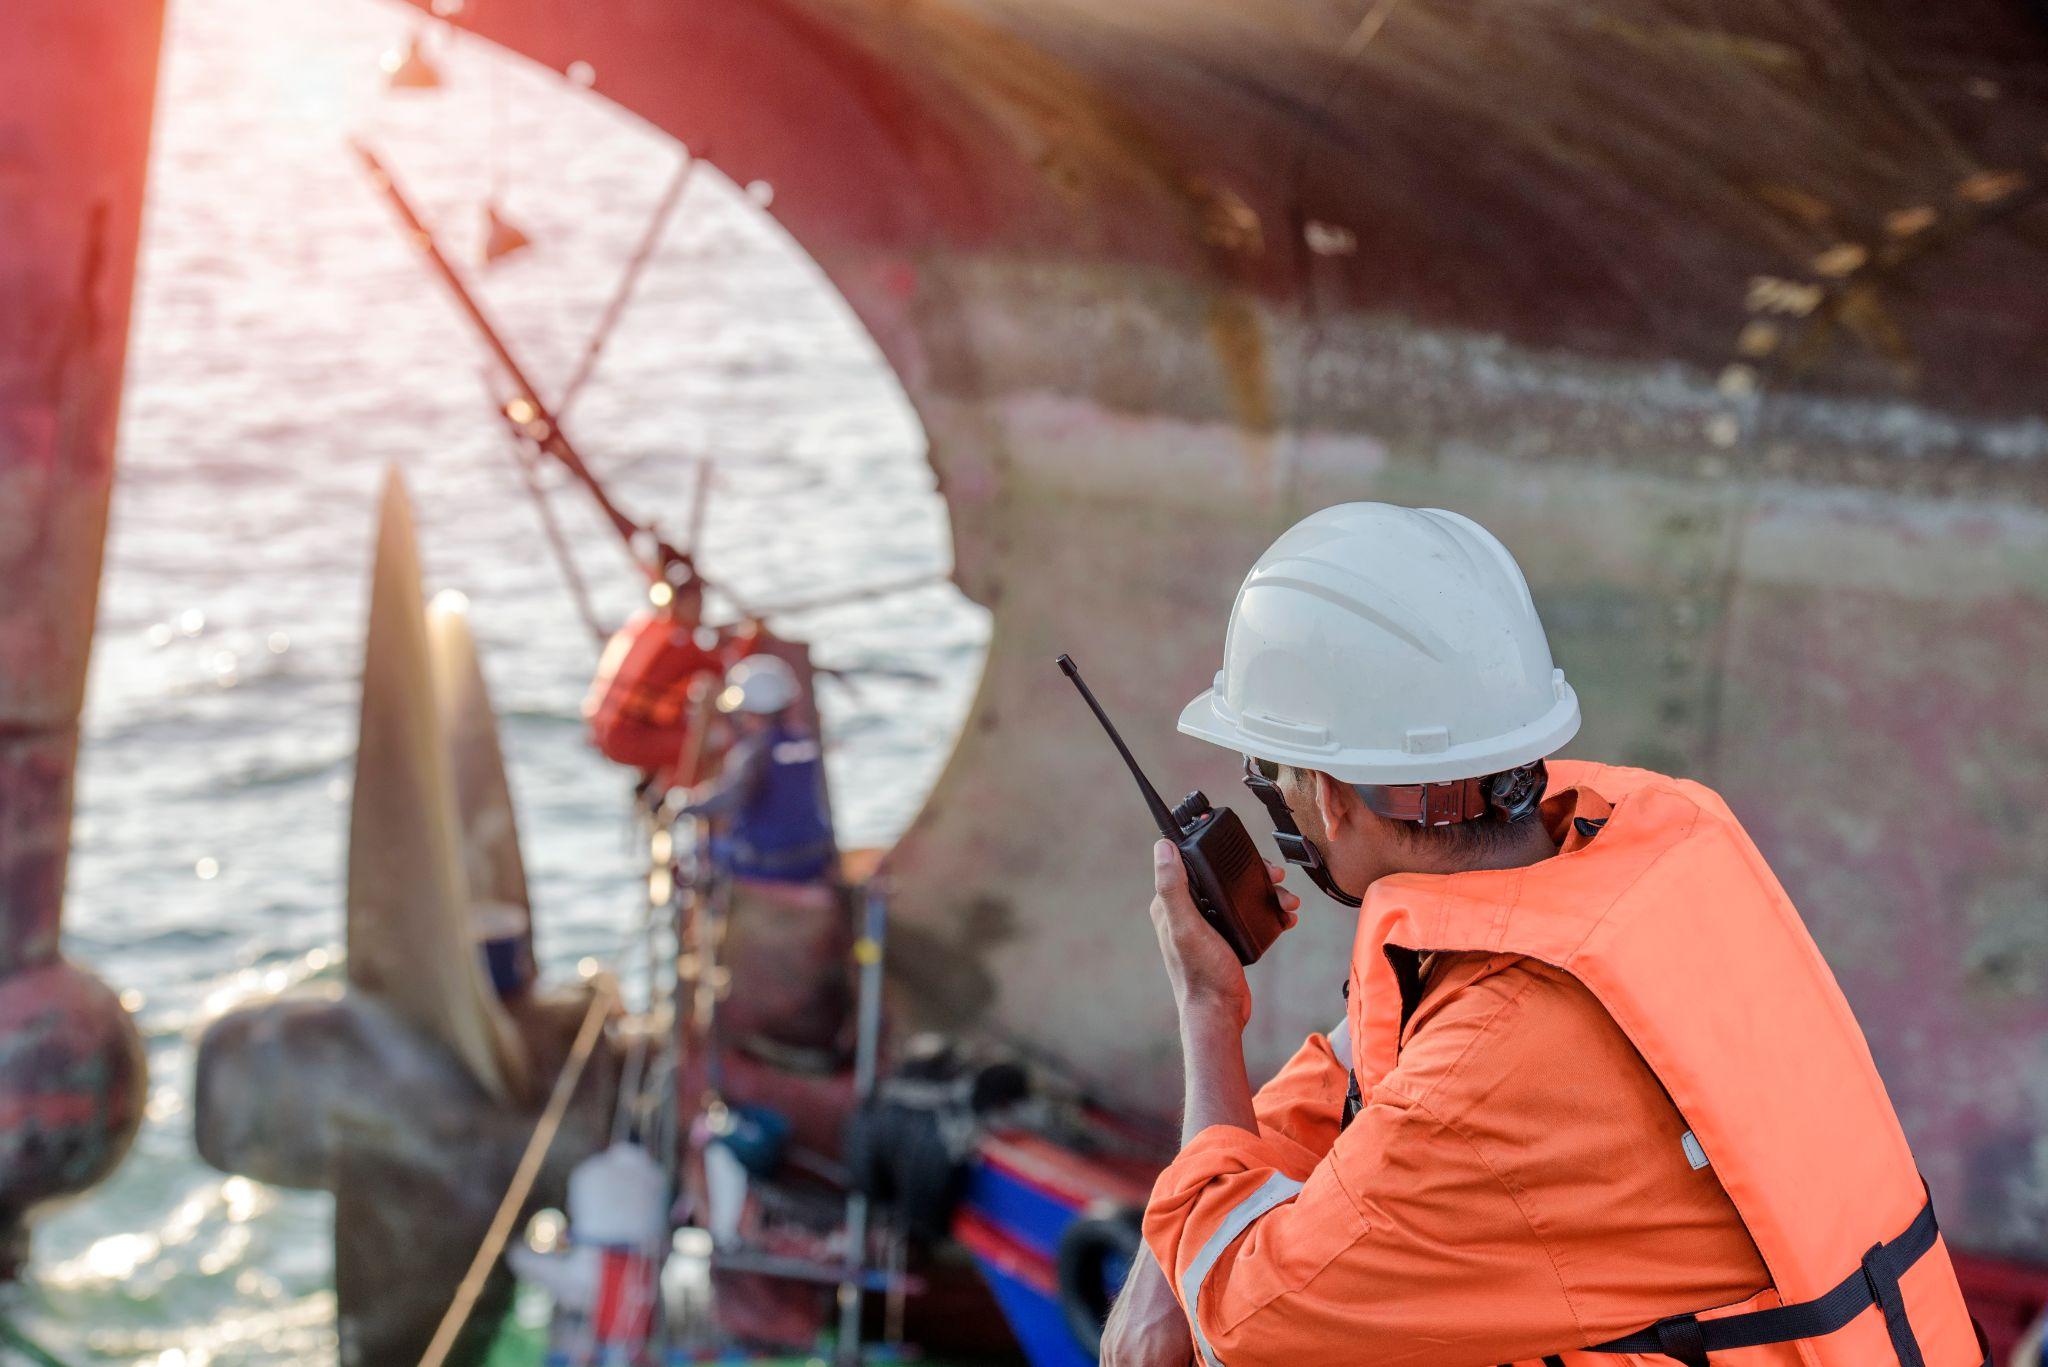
[583,611,753,780]
[1347,761,1987,1367]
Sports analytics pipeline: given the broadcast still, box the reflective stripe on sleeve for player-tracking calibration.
[1178,1171,1305,1367]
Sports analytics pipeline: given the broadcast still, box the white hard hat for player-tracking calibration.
[1177,503,1579,784]
[718,654,799,715]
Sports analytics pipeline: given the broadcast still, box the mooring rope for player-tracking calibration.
[416,975,618,1367]
[0,1314,75,1367]
[744,571,951,619]
[556,155,698,423]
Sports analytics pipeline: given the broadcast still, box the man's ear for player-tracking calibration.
[1311,770,1353,841]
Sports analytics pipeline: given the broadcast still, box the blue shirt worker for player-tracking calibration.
[681,654,837,884]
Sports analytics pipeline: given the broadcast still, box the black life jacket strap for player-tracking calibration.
[1584,1190,1986,1365]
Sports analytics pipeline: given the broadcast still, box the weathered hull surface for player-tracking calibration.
[406,0,2048,1261]
[0,1,163,1253]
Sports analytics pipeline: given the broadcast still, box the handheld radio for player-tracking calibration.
[1057,655,1288,965]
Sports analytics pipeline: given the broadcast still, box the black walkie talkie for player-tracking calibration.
[1057,655,1289,965]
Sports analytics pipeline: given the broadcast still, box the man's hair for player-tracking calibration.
[1388,787,1537,858]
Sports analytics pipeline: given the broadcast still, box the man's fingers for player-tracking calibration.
[1266,859,1288,884]
[1277,887,1300,913]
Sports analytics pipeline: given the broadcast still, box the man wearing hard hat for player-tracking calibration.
[680,654,837,885]
[1103,505,1985,1367]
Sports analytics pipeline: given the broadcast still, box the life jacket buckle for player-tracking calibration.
[1860,1240,1928,1367]
[1652,1313,1710,1367]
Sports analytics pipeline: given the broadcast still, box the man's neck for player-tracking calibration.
[1453,818,1560,874]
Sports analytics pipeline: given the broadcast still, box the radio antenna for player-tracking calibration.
[1056,655,1181,841]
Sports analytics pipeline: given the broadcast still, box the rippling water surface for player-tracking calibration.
[19,0,987,1358]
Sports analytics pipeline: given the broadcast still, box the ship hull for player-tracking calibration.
[405,0,2048,1268]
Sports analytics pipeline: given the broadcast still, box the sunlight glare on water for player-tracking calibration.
[17,0,988,1359]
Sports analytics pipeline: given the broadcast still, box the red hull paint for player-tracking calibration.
[0,2,164,1246]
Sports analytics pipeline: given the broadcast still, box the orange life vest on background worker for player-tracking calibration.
[584,605,756,788]
[1145,760,1986,1367]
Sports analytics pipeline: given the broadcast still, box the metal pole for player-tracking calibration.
[835,880,890,1364]
[683,458,715,560]
[351,142,654,562]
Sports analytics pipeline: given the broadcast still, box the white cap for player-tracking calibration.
[716,654,799,715]
[1177,503,1579,784]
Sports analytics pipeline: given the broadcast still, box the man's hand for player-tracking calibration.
[1100,1247,1194,1367]
[1149,841,1299,1026]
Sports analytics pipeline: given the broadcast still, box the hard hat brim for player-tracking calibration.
[724,684,794,717]
[1177,682,1582,785]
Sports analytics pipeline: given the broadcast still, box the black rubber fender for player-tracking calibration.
[1055,1204,1146,1357]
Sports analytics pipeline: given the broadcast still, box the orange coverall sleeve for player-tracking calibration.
[1249,1031,1348,1163]
[1144,1088,1583,1367]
